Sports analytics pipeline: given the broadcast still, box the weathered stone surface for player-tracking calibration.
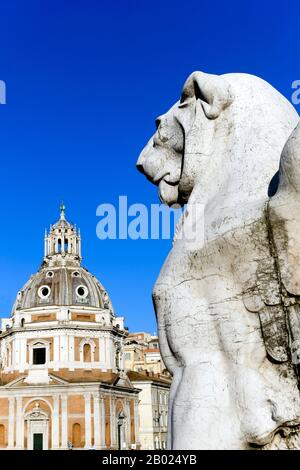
[137,71,300,449]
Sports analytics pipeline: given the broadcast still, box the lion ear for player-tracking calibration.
[181,71,235,119]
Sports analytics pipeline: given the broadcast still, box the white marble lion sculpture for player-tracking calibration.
[137,71,300,449]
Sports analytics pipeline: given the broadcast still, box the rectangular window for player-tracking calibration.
[33,348,46,365]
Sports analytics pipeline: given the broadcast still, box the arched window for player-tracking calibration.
[72,423,81,448]
[0,424,5,446]
[20,318,25,327]
[58,239,62,253]
[79,338,95,363]
[83,343,91,362]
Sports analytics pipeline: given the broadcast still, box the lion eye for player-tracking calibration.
[178,102,189,109]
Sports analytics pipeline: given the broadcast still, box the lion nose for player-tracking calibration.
[136,152,146,174]
[136,162,144,174]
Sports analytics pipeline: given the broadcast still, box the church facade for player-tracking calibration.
[0,205,140,450]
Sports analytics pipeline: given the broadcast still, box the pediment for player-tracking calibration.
[3,373,69,388]
[3,375,26,387]
[113,372,134,389]
[48,374,69,385]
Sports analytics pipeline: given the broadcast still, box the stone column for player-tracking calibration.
[68,236,72,254]
[13,338,20,371]
[8,397,15,448]
[104,337,109,366]
[125,399,131,448]
[134,398,140,447]
[12,340,18,369]
[52,395,60,449]
[100,395,106,448]
[53,335,59,369]
[61,395,68,449]
[110,396,116,447]
[19,338,27,373]
[84,393,92,448]
[93,393,101,449]
[15,396,24,449]
[60,336,68,364]
[69,335,75,364]
[109,338,115,370]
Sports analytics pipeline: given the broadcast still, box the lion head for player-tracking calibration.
[137,71,299,212]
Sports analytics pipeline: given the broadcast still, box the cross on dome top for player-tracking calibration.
[43,204,82,266]
[60,201,66,220]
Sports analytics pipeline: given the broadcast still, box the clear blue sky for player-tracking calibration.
[0,0,299,331]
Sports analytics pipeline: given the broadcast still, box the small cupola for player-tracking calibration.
[44,203,82,267]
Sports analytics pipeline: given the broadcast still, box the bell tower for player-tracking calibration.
[44,203,82,267]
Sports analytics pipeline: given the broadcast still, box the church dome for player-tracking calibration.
[13,266,114,312]
[12,204,114,314]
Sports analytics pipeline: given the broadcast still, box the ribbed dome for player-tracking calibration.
[52,218,71,229]
[13,265,114,313]
[12,205,114,315]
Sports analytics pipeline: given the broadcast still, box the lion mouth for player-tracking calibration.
[153,170,180,186]
[153,170,170,184]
